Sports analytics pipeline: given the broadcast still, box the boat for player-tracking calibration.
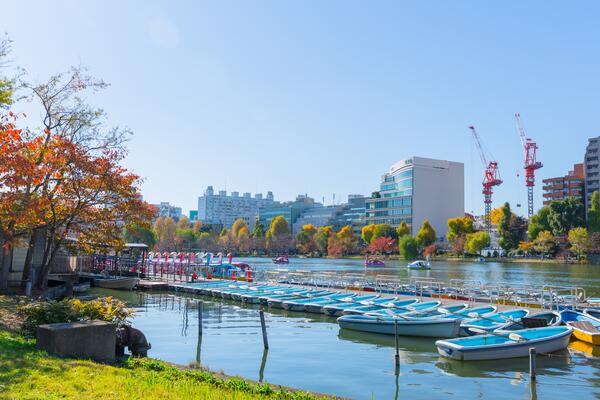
[435,326,573,361]
[460,309,529,336]
[322,295,382,317]
[495,311,562,332]
[272,256,289,264]
[560,310,600,345]
[267,290,331,308]
[304,294,361,314]
[365,301,442,317]
[337,314,462,338]
[364,256,385,267]
[583,308,600,320]
[94,276,140,290]
[282,292,345,311]
[407,260,430,269]
[342,299,419,316]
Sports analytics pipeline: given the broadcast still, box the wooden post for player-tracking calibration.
[529,347,536,381]
[198,301,203,336]
[259,310,269,349]
[394,319,400,367]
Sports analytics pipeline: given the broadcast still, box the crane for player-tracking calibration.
[469,126,503,232]
[515,113,542,219]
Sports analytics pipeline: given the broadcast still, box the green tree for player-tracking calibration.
[253,218,265,238]
[372,224,397,241]
[568,227,589,259]
[498,203,527,250]
[548,197,585,236]
[528,206,551,240]
[415,220,436,248]
[361,224,376,244]
[446,217,474,242]
[588,191,600,233]
[533,230,557,256]
[399,236,419,259]
[465,231,491,254]
[231,218,248,238]
[123,223,156,250]
[396,221,410,238]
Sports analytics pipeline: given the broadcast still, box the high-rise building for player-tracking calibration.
[197,186,274,229]
[258,195,318,233]
[151,202,183,221]
[542,163,585,207]
[365,156,464,238]
[585,137,600,211]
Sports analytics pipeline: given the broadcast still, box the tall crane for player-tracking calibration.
[515,113,542,219]
[469,126,503,232]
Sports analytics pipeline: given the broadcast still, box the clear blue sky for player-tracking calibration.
[4,1,600,217]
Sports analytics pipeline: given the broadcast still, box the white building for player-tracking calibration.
[198,186,274,229]
[151,202,183,221]
[365,156,464,238]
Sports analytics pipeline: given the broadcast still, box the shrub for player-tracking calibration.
[18,297,134,337]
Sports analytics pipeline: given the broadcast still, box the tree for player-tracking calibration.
[368,237,397,255]
[154,217,177,251]
[123,224,156,250]
[518,241,535,254]
[568,227,589,259]
[490,207,503,226]
[268,216,289,238]
[361,224,376,244]
[314,226,333,254]
[396,221,410,238]
[231,218,248,239]
[302,224,317,237]
[415,220,436,248]
[372,224,397,241]
[0,35,13,107]
[548,197,585,236]
[296,225,318,254]
[236,226,251,252]
[528,206,551,240]
[266,216,292,253]
[588,191,600,233]
[533,230,557,256]
[252,218,265,238]
[465,231,491,254]
[334,225,358,255]
[497,203,527,250]
[446,217,473,242]
[398,236,419,259]
[192,220,203,236]
[451,234,467,255]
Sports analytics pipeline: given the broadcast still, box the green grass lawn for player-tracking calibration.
[0,296,327,400]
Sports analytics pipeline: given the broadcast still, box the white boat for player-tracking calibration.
[435,326,573,361]
[94,276,139,290]
[460,309,529,336]
[337,314,462,338]
[407,260,431,269]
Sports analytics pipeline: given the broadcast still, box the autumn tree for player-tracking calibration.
[446,217,473,242]
[361,224,376,244]
[296,224,318,254]
[568,227,589,259]
[368,236,397,255]
[396,221,410,238]
[0,35,13,107]
[416,220,436,248]
[231,218,248,239]
[314,226,333,255]
[154,217,177,251]
[237,226,251,252]
[266,216,292,254]
[533,230,557,256]
[372,224,397,241]
[331,225,358,255]
[465,231,491,254]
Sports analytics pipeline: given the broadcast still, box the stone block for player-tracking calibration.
[36,320,116,362]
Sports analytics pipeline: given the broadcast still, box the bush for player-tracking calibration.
[18,297,134,337]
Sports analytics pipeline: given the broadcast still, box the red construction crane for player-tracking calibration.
[515,113,542,219]
[469,126,503,231]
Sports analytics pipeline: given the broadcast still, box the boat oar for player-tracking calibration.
[468,327,527,342]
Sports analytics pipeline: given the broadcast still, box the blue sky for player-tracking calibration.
[3,1,600,216]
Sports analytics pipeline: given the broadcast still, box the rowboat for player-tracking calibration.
[282,292,345,311]
[304,294,362,314]
[495,311,562,332]
[268,290,331,308]
[323,295,382,317]
[460,309,529,336]
[583,308,600,320]
[405,303,468,318]
[365,301,442,317]
[337,314,462,338]
[342,299,419,316]
[560,310,600,345]
[435,326,573,361]
[94,276,139,290]
[259,289,314,305]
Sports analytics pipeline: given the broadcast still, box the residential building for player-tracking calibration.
[151,202,183,221]
[365,156,464,238]
[585,137,600,212]
[258,194,318,233]
[542,163,585,207]
[197,186,274,229]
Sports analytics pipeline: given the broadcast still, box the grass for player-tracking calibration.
[0,296,329,400]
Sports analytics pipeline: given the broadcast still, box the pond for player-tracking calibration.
[93,277,600,399]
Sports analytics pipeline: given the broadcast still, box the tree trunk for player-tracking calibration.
[36,233,54,289]
[0,239,12,292]
[21,230,38,288]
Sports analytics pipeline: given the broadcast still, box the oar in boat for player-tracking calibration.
[467,327,527,342]
[460,310,528,329]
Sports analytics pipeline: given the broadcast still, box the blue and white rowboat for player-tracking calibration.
[337,314,462,338]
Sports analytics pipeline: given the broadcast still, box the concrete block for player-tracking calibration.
[36,320,116,362]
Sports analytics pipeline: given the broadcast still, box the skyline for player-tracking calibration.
[4,1,600,215]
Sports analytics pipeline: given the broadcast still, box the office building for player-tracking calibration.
[542,163,585,207]
[197,186,274,229]
[365,156,464,238]
[258,195,318,233]
[330,195,366,235]
[151,202,183,221]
